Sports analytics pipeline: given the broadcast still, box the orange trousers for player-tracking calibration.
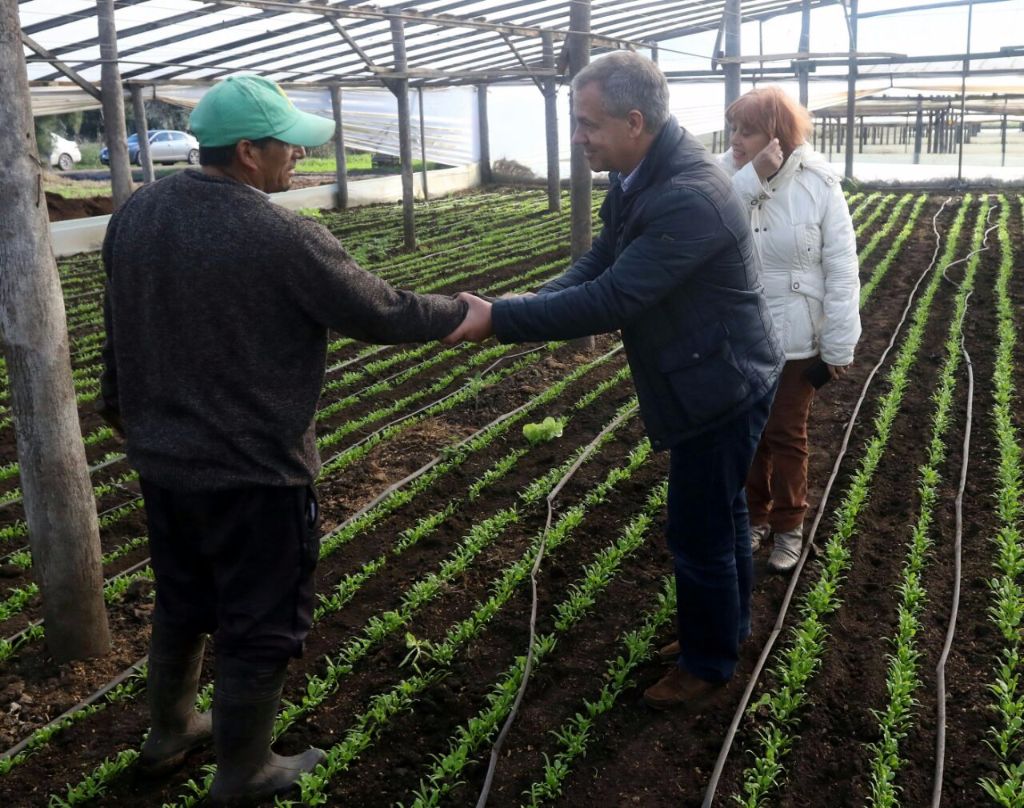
[745,357,818,532]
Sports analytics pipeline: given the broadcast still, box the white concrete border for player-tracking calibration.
[49,163,482,258]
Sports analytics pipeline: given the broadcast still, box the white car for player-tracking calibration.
[48,133,82,171]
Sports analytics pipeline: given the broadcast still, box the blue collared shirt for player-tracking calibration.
[619,158,645,194]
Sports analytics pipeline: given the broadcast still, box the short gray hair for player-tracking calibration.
[571,51,671,133]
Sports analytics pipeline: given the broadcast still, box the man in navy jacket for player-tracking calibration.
[446,51,782,709]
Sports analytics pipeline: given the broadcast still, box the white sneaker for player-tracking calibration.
[750,523,770,553]
[768,526,804,572]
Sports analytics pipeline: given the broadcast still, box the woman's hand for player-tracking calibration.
[752,138,783,181]
[828,363,849,380]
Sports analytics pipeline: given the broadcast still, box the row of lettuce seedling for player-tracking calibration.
[48,409,650,806]
[734,196,975,805]
[978,196,1024,807]
[865,195,989,806]
[6,348,626,781]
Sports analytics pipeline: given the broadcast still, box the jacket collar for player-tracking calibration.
[612,116,684,197]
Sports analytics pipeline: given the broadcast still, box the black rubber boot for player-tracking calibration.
[138,624,212,775]
[209,657,325,806]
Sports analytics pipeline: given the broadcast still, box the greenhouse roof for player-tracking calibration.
[20,0,846,87]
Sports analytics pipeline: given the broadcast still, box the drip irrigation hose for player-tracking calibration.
[701,198,957,807]
[319,344,549,469]
[931,200,1000,807]
[1,555,154,649]
[475,401,640,808]
[0,658,148,762]
[0,352,630,763]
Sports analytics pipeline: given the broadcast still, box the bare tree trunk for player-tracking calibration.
[97,0,132,207]
[0,0,111,663]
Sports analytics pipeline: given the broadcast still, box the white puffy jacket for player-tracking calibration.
[718,144,861,366]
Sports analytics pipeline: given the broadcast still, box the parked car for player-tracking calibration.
[48,133,82,171]
[100,129,200,166]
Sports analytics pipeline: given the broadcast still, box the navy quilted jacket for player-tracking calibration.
[492,117,782,449]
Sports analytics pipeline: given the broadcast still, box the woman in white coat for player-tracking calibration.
[719,86,861,573]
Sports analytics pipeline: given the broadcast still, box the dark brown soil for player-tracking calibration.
[1,190,1020,807]
[46,191,115,222]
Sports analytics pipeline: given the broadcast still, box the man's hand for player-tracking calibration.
[442,292,493,345]
[752,137,783,181]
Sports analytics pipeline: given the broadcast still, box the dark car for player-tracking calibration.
[100,130,200,166]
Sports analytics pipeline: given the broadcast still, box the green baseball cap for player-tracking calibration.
[189,75,335,148]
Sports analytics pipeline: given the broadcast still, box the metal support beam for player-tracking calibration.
[389,18,415,251]
[129,84,154,185]
[956,0,974,184]
[97,0,133,208]
[20,32,102,101]
[330,84,348,209]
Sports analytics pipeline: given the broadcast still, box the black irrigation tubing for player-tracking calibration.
[0,659,147,763]
[0,555,154,649]
[0,346,626,764]
[318,344,549,470]
[0,452,130,513]
[930,202,1001,808]
[474,401,641,808]
[0,491,142,569]
[701,197,958,807]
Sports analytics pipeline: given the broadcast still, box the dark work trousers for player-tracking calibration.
[666,388,775,683]
[140,479,321,664]
[746,357,819,532]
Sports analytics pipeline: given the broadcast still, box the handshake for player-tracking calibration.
[441,291,536,346]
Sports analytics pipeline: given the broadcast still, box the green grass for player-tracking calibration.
[297,153,372,172]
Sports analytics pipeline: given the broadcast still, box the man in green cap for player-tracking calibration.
[99,75,476,805]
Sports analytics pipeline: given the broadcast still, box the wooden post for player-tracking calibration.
[568,0,594,352]
[723,0,742,134]
[389,18,416,250]
[844,0,857,180]
[417,86,429,202]
[798,0,811,107]
[859,117,865,153]
[1001,111,1008,167]
[0,0,111,663]
[477,84,492,184]
[913,96,924,164]
[96,0,132,207]
[129,84,154,184]
[568,0,592,263]
[541,30,560,213]
[330,84,348,209]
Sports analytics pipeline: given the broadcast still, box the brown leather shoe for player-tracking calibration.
[643,666,723,711]
[658,640,680,659]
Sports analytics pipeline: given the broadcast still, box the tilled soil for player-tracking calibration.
[1,190,1021,807]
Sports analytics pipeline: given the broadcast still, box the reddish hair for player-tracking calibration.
[726,86,813,158]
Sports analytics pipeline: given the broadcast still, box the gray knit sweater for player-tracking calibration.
[100,170,466,491]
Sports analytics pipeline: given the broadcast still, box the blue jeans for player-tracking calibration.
[666,389,775,682]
